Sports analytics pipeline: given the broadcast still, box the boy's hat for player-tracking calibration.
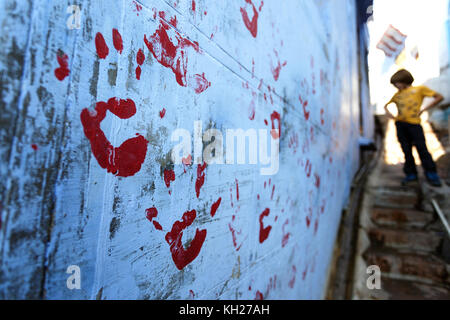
[391,69,414,85]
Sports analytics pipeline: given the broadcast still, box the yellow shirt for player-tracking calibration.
[388,85,437,124]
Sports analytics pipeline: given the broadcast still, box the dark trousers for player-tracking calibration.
[395,121,437,175]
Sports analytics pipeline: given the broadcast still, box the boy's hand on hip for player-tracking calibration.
[386,113,395,119]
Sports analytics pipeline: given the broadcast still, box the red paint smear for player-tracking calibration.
[266,275,277,295]
[259,208,272,243]
[146,207,158,222]
[270,51,287,82]
[282,219,291,248]
[169,16,178,28]
[144,14,200,87]
[320,108,325,125]
[300,98,310,121]
[146,207,163,230]
[153,220,163,231]
[240,0,259,38]
[135,66,142,80]
[112,28,123,54]
[159,108,166,118]
[54,53,70,81]
[31,144,38,151]
[228,221,243,251]
[189,289,195,299]
[248,101,255,120]
[235,179,240,201]
[165,210,207,270]
[288,265,297,288]
[95,32,109,59]
[258,79,263,90]
[133,1,142,13]
[195,162,207,198]
[311,73,316,95]
[271,61,286,81]
[320,200,326,214]
[191,0,196,12]
[192,73,211,94]
[80,98,148,177]
[164,169,175,188]
[302,266,308,280]
[270,111,281,139]
[306,208,312,228]
[314,174,321,188]
[305,160,312,178]
[210,197,222,217]
[255,291,264,300]
[251,58,255,78]
[136,48,145,65]
[229,188,233,207]
[270,185,275,200]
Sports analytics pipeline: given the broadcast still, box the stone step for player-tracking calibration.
[369,277,450,300]
[372,187,420,210]
[371,207,434,230]
[363,247,450,285]
[368,227,442,253]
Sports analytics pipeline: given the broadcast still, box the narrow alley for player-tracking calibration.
[352,117,450,300]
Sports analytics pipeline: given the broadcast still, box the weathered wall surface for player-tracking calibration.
[0,0,364,299]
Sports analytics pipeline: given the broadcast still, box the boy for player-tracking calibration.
[384,69,444,187]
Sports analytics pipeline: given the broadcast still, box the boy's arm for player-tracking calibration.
[384,101,395,119]
[418,92,444,116]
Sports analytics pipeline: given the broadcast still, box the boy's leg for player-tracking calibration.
[395,121,417,175]
[410,124,437,173]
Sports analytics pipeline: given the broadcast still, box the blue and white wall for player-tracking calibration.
[0,0,369,299]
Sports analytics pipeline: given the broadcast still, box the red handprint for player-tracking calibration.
[80,97,148,177]
[165,210,207,270]
[81,29,148,177]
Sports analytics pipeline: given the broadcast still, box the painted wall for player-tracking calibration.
[0,0,365,299]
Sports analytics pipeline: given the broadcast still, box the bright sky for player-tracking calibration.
[367,0,449,165]
[368,0,449,112]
